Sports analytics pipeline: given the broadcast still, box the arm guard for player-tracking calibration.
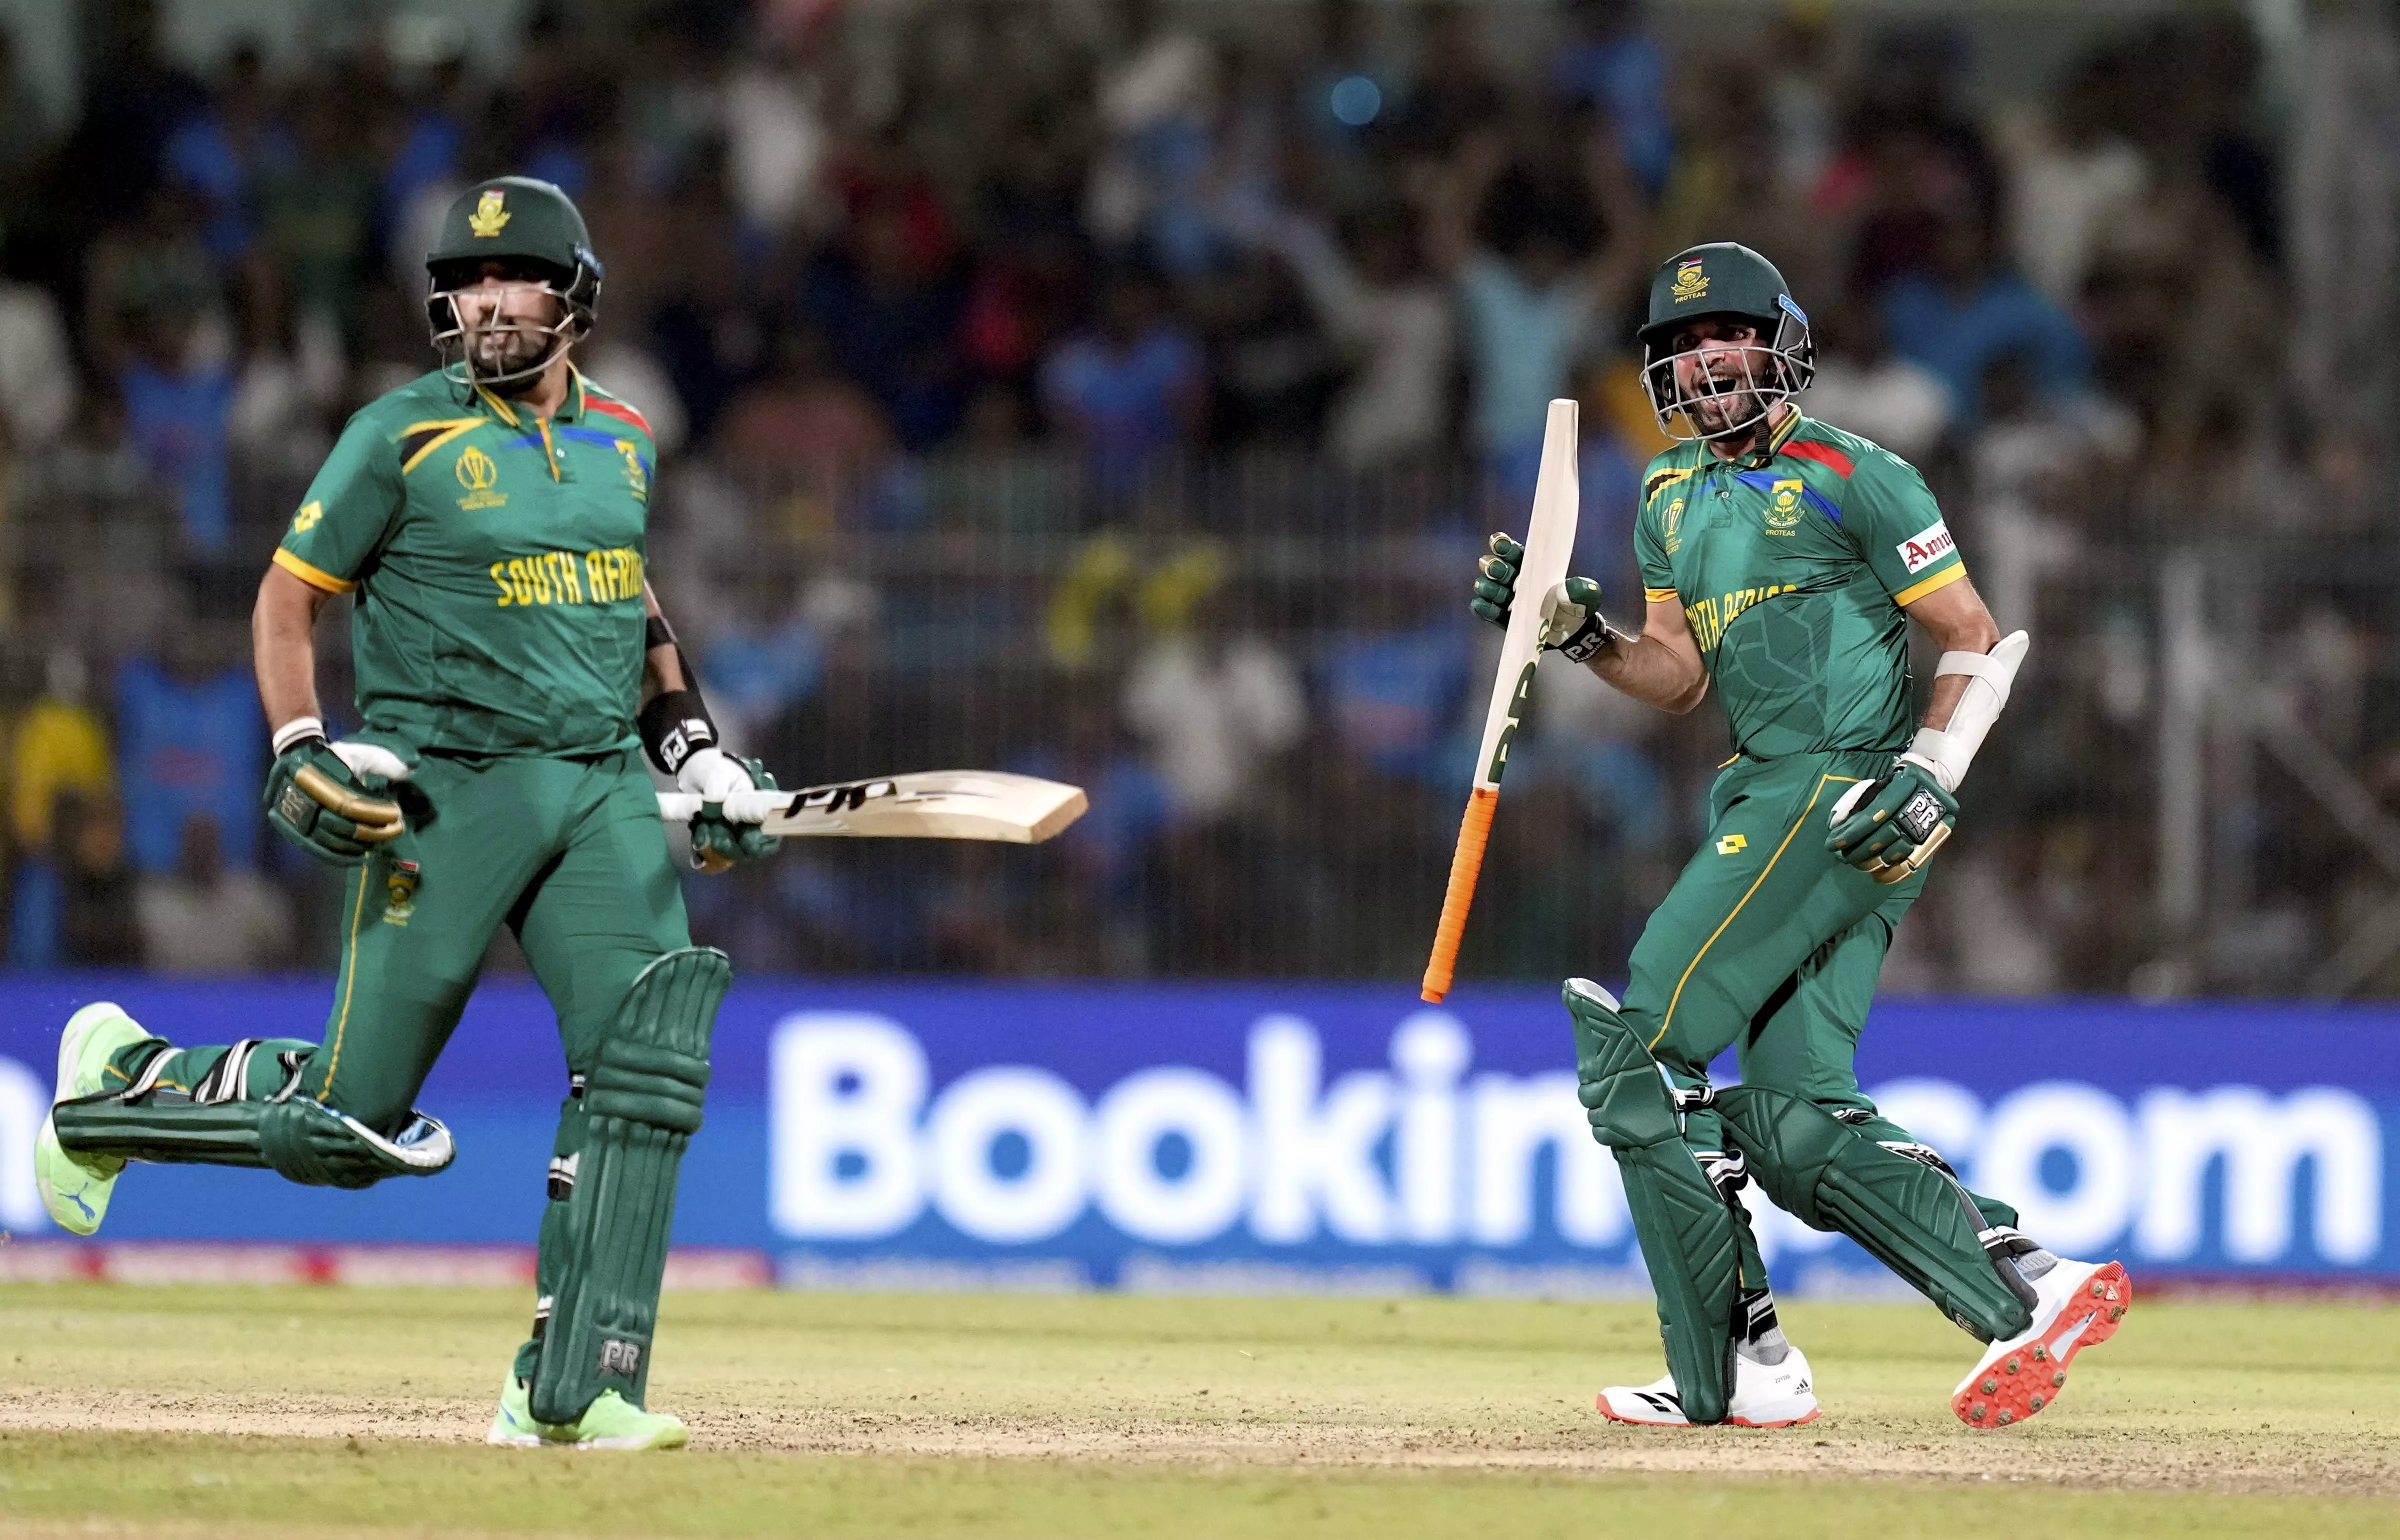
[1901,630,2029,795]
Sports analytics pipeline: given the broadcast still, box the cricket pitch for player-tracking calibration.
[2,1284,2394,1537]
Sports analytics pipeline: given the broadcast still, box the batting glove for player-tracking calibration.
[1826,758,1956,884]
[1471,533,1615,660]
[688,757,784,873]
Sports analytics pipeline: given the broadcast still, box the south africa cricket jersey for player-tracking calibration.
[1634,411,1964,760]
[274,367,658,757]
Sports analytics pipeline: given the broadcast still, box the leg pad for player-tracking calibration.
[1566,978,1739,1425]
[530,947,731,1427]
[1716,1085,2034,1341]
[52,1091,454,1189]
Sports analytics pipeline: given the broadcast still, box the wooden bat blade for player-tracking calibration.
[1424,397,1582,1002]
[658,772,1088,843]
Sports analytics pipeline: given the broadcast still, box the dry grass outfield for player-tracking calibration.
[1,1284,2394,1537]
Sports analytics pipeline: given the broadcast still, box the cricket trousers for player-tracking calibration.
[103,748,694,1380]
[1614,749,2018,1289]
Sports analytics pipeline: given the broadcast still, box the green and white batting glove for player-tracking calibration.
[1825,758,1957,885]
[1470,533,1616,662]
[263,719,410,866]
[686,756,783,874]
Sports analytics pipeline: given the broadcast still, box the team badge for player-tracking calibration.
[384,860,420,926]
[456,444,506,511]
[468,188,511,238]
[1662,497,1684,555]
[1765,478,1803,529]
[614,438,648,501]
[1670,257,1709,304]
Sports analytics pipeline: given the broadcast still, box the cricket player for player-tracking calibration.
[1472,243,2128,1430]
[33,177,780,1450]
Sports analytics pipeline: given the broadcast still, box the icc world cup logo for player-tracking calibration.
[456,445,498,491]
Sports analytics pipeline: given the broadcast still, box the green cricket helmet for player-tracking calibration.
[1635,242,1814,442]
[424,175,604,389]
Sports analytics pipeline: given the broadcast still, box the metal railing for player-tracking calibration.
[10,446,2400,994]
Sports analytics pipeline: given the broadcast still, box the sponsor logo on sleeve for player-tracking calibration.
[1896,520,1956,575]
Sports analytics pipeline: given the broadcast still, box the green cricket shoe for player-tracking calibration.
[34,1002,157,1235]
[486,1374,688,1451]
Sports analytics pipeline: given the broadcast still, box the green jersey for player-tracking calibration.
[1634,410,1966,760]
[275,367,658,758]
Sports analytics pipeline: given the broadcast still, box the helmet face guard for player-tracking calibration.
[1638,295,1816,443]
[424,247,603,391]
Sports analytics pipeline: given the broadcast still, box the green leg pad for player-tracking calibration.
[530,947,730,1427]
[1715,1085,2035,1341]
[52,1093,454,1189]
[1566,979,1738,1425]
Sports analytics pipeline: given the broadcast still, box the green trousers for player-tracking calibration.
[108,749,692,1388]
[120,750,690,1125]
[1616,749,2015,1284]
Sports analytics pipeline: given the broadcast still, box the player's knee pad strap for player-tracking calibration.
[530,946,732,1427]
[1716,1085,2034,1341]
[1564,978,1740,1424]
[52,1086,454,1190]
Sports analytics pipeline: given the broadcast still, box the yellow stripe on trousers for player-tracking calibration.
[1652,773,1864,1049]
[316,865,373,1100]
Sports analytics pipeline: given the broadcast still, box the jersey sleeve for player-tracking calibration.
[1844,446,1965,607]
[274,409,403,594]
[1633,457,1684,603]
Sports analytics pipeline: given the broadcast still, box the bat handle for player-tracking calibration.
[655,791,784,824]
[1422,787,1498,1003]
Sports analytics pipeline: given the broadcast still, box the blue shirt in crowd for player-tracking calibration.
[1322,618,1474,781]
[1880,272,2093,420]
[1040,326,1202,490]
[115,659,263,875]
[1550,33,1673,193]
[121,359,236,555]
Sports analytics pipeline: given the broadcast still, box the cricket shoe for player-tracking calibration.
[1952,1258,2131,1430]
[1599,1346,1820,1429]
[488,1374,688,1450]
[34,1002,158,1236]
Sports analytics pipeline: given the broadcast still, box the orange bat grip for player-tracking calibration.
[1421,787,1499,1002]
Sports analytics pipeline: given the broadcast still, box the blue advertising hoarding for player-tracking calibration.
[0,977,2391,1292]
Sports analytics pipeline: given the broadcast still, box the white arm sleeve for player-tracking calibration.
[1900,630,2029,794]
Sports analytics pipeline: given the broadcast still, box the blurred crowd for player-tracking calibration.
[0,0,2392,993]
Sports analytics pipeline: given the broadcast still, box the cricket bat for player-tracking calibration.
[657,770,1087,844]
[1421,397,1580,1003]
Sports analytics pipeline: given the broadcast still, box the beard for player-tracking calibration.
[1686,381,1764,435]
[464,319,560,385]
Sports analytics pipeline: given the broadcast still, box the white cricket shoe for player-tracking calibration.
[34,1002,155,1236]
[1598,1345,1820,1429]
[1952,1258,2131,1430]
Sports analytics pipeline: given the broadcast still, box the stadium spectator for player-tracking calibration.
[12,786,142,969]
[1320,582,1472,784]
[162,42,289,263]
[1878,205,2091,422]
[1039,260,1204,494]
[1426,130,1648,500]
[10,649,116,867]
[114,624,264,876]
[1550,0,1674,195]
[1268,204,1454,471]
[0,250,78,452]
[1800,300,1950,463]
[136,811,294,973]
[800,181,972,452]
[1121,576,1304,822]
